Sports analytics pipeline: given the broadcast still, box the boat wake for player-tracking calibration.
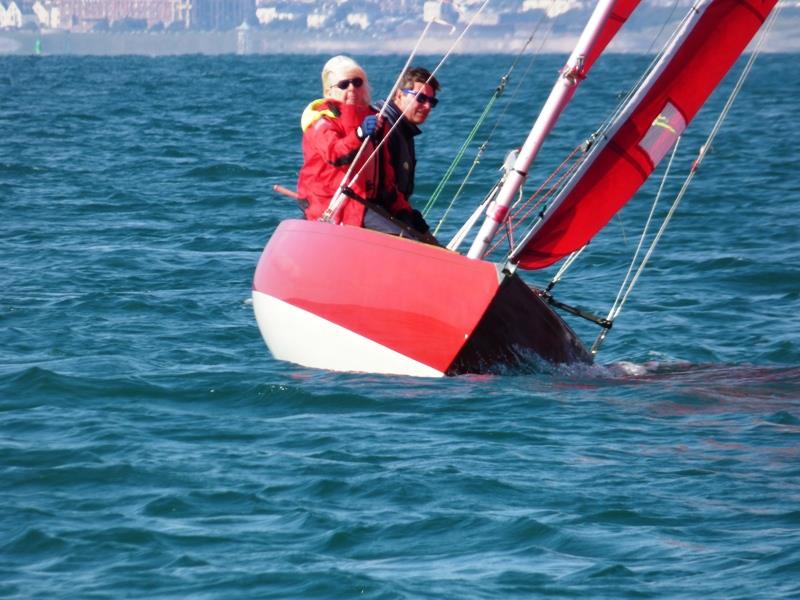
[503,349,800,392]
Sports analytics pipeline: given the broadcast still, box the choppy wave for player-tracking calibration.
[1,53,799,598]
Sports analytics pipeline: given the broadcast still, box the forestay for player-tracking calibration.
[467,0,642,259]
[510,0,778,271]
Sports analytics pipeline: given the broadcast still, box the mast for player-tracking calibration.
[509,0,778,271]
[467,0,640,260]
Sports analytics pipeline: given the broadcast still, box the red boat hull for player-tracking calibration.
[253,220,591,376]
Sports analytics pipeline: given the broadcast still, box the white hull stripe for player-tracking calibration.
[252,291,445,378]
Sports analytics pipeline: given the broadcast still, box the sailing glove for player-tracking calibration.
[397,209,430,233]
[357,115,378,140]
[410,209,430,233]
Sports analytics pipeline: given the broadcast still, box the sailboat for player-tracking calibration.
[252,0,778,377]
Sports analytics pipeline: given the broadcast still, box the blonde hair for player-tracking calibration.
[321,55,371,104]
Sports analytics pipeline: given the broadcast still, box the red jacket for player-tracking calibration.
[297,98,410,226]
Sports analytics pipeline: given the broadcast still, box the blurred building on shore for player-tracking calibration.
[7,0,256,32]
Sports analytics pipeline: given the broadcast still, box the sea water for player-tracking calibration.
[1,53,799,598]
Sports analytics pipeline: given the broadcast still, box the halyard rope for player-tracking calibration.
[321,0,492,222]
[429,15,555,234]
[591,6,781,355]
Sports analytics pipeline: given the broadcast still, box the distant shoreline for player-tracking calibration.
[1,24,798,56]
[0,29,579,56]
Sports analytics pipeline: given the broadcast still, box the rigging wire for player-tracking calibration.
[490,2,741,277]
[484,143,584,258]
[427,13,555,233]
[590,5,696,144]
[425,98,500,220]
[547,245,588,292]
[590,5,781,355]
[476,0,690,258]
[591,136,682,357]
[322,0,492,223]
[611,138,681,314]
[319,15,438,222]
[643,0,683,56]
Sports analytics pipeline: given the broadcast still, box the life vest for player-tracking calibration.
[297,98,410,226]
[301,99,340,133]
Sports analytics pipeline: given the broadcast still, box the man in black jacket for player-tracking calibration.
[377,67,440,238]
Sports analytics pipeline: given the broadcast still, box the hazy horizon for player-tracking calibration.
[1,12,798,56]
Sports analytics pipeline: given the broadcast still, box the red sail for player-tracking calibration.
[512,0,777,271]
[584,0,642,72]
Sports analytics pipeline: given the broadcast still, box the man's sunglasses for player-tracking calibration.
[402,88,439,108]
[333,77,364,90]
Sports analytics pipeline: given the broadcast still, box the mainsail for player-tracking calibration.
[510,0,778,270]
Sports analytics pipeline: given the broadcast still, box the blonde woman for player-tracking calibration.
[297,55,415,231]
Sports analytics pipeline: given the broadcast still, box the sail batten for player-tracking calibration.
[510,0,778,271]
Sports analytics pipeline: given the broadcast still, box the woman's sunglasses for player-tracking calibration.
[333,77,364,90]
[402,88,439,108]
